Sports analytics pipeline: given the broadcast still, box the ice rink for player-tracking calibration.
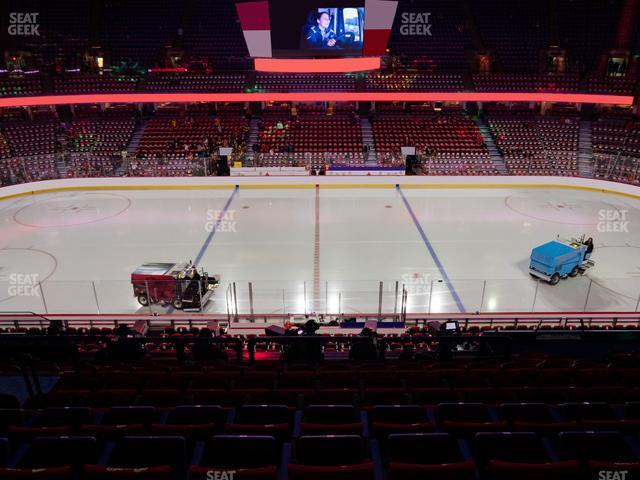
[1,184,640,315]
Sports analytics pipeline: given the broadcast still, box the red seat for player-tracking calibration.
[189,465,278,480]
[487,459,580,480]
[288,462,375,480]
[388,460,476,480]
[82,465,173,479]
[0,466,72,479]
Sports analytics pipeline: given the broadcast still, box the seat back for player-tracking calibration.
[387,433,464,465]
[304,405,358,423]
[20,436,98,468]
[235,405,290,424]
[295,435,366,466]
[166,405,225,425]
[499,403,553,422]
[474,432,550,467]
[202,435,278,468]
[109,436,187,470]
[558,431,638,462]
[436,403,491,423]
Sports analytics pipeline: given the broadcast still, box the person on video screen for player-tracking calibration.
[303,11,337,48]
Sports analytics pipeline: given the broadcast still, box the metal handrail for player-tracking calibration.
[0,334,245,363]
[0,311,51,329]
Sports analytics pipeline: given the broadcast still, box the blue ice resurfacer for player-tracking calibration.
[529,238,594,285]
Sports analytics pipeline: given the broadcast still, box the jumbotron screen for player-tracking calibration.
[269,0,365,57]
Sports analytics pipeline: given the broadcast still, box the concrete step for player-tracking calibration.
[127,119,149,155]
[473,117,508,175]
[359,117,375,164]
[243,117,261,163]
[577,120,594,178]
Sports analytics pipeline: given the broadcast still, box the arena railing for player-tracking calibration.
[2,277,640,318]
[1,151,637,182]
[0,331,511,367]
[247,333,513,362]
[1,311,640,342]
[0,333,244,364]
[244,151,404,168]
[246,334,375,362]
[376,334,513,360]
[0,151,408,186]
[0,154,61,186]
[1,153,614,182]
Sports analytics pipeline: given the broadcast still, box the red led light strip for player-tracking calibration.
[254,57,381,72]
[0,92,634,107]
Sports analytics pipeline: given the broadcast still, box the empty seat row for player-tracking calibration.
[1,430,638,480]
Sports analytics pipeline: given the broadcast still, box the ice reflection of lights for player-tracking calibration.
[405,290,426,313]
[486,297,497,311]
[429,292,446,313]
[296,294,307,314]
[327,294,341,314]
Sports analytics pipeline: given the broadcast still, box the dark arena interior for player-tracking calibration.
[1,0,640,479]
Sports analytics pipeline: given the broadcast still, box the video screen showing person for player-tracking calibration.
[300,7,365,53]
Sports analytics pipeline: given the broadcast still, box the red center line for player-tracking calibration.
[313,185,321,313]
